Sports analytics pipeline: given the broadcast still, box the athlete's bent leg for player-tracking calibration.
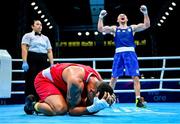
[35,95,68,116]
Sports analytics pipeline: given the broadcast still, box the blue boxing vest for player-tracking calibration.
[114,26,135,48]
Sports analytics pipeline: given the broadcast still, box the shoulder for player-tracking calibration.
[23,32,34,38]
[111,25,117,28]
[25,31,33,35]
[22,32,33,42]
[129,25,136,32]
[111,25,117,31]
[42,34,50,40]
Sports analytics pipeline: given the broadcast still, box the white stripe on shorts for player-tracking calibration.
[42,67,54,82]
[115,47,135,53]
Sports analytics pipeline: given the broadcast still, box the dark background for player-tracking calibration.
[1,0,179,59]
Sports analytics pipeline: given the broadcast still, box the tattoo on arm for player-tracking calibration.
[67,83,82,108]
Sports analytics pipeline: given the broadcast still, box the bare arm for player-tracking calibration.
[131,14,150,32]
[65,67,113,116]
[47,49,54,66]
[67,80,83,108]
[98,18,116,34]
[69,106,92,116]
[97,17,104,32]
[131,5,150,32]
[97,10,116,34]
[21,44,28,62]
[69,92,114,116]
[67,78,91,115]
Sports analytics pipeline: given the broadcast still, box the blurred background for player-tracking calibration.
[0,0,179,59]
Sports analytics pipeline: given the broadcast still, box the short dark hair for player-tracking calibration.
[97,82,114,99]
[31,19,41,26]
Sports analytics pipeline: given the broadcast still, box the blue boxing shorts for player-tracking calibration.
[111,51,140,78]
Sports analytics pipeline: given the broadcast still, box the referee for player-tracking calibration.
[21,19,54,101]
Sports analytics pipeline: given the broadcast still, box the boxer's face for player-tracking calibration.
[117,14,128,23]
[86,76,99,106]
[86,88,97,106]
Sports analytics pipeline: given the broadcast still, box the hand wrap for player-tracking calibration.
[87,97,109,113]
[99,10,107,19]
[140,5,148,15]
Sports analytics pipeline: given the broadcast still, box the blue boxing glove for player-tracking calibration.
[22,61,29,72]
[87,97,109,113]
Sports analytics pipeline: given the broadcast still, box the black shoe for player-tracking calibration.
[136,97,146,108]
[24,95,36,115]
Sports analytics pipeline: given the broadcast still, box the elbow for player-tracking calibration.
[98,29,103,33]
[97,26,103,33]
[145,22,150,29]
[147,22,150,28]
[68,109,82,116]
[68,109,75,116]
[147,19,151,28]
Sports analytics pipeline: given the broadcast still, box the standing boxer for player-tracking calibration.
[97,5,150,107]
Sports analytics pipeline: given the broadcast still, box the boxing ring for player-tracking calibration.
[0,56,180,123]
[0,103,180,124]
[11,56,180,94]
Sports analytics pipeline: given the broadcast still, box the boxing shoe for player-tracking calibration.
[24,94,36,115]
[136,97,146,108]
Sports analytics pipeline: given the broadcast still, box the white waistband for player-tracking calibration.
[42,67,54,82]
[115,47,135,53]
[86,73,93,83]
